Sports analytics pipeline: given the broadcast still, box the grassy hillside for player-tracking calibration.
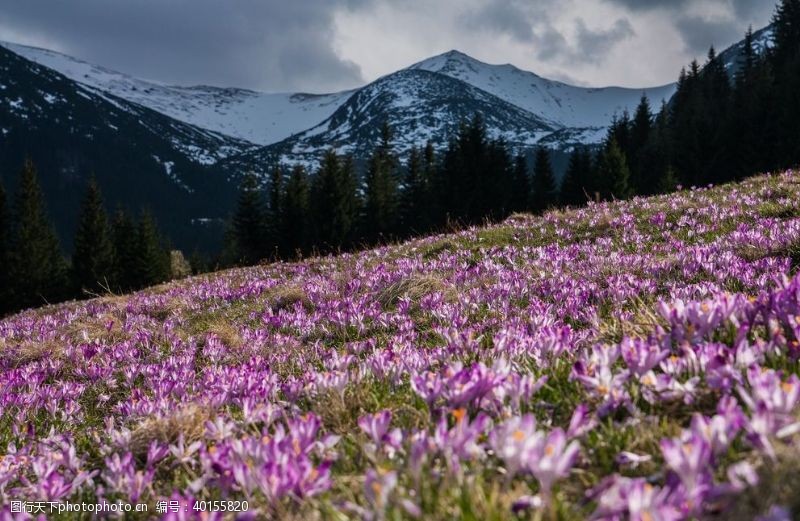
[2,172,800,519]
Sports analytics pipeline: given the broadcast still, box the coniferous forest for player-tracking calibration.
[2,1,800,316]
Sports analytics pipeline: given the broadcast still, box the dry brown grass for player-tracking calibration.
[64,312,131,344]
[268,284,313,312]
[597,296,665,343]
[374,274,451,309]
[129,404,212,456]
[0,339,65,366]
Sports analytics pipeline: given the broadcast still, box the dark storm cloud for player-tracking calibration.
[460,0,539,43]
[674,16,746,55]
[0,0,365,92]
[575,18,635,60]
[601,0,692,10]
[601,0,774,56]
[461,0,633,64]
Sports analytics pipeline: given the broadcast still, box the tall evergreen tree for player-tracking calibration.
[279,165,310,258]
[670,62,704,186]
[727,27,774,179]
[0,181,10,315]
[697,47,732,183]
[310,150,359,251]
[629,95,653,194]
[266,164,284,254]
[560,148,593,206]
[72,177,115,294]
[530,147,557,212]
[400,146,426,233]
[770,0,800,168]
[363,122,400,241]
[598,138,633,200]
[230,173,268,265]
[112,207,139,291]
[134,211,170,287]
[9,160,68,309]
[510,154,530,212]
[485,139,514,219]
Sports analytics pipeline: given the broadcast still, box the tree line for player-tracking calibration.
[3,0,798,315]
[227,0,800,265]
[0,160,177,316]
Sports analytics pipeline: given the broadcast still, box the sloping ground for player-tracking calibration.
[2,172,800,519]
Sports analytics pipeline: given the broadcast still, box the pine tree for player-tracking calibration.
[510,154,530,212]
[112,207,139,291]
[419,142,442,228]
[658,166,680,194]
[642,102,674,196]
[485,138,513,219]
[629,95,653,194]
[530,147,557,212]
[560,148,592,207]
[0,181,11,315]
[9,160,69,310]
[266,164,284,256]
[670,62,705,186]
[772,0,800,68]
[310,150,359,252]
[727,27,774,179]
[363,122,399,242]
[697,47,732,183]
[598,138,633,200]
[770,0,800,168]
[280,165,310,257]
[400,146,425,233]
[231,173,267,265]
[72,177,115,294]
[135,211,170,287]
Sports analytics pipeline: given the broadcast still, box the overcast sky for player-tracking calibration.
[0,0,775,93]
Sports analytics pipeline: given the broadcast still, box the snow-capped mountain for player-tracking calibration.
[0,24,774,251]
[409,50,676,130]
[235,69,556,170]
[1,41,354,147]
[2,25,769,171]
[0,45,240,252]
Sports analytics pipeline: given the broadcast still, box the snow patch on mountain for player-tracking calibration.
[409,50,676,130]
[1,42,353,146]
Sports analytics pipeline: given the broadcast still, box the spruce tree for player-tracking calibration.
[727,27,773,179]
[560,148,592,207]
[0,181,10,315]
[231,173,267,265]
[280,165,310,258]
[310,150,359,252]
[530,147,557,212]
[400,146,425,233]
[510,155,530,213]
[112,207,139,291]
[72,177,115,294]
[770,0,800,168]
[485,139,513,219]
[135,211,170,287]
[629,96,653,194]
[599,138,633,200]
[9,160,69,309]
[641,102,673,196]
[266,164,283,255]
[658,166,680,194]
[363,122,399,242]
[698,47,732,183]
